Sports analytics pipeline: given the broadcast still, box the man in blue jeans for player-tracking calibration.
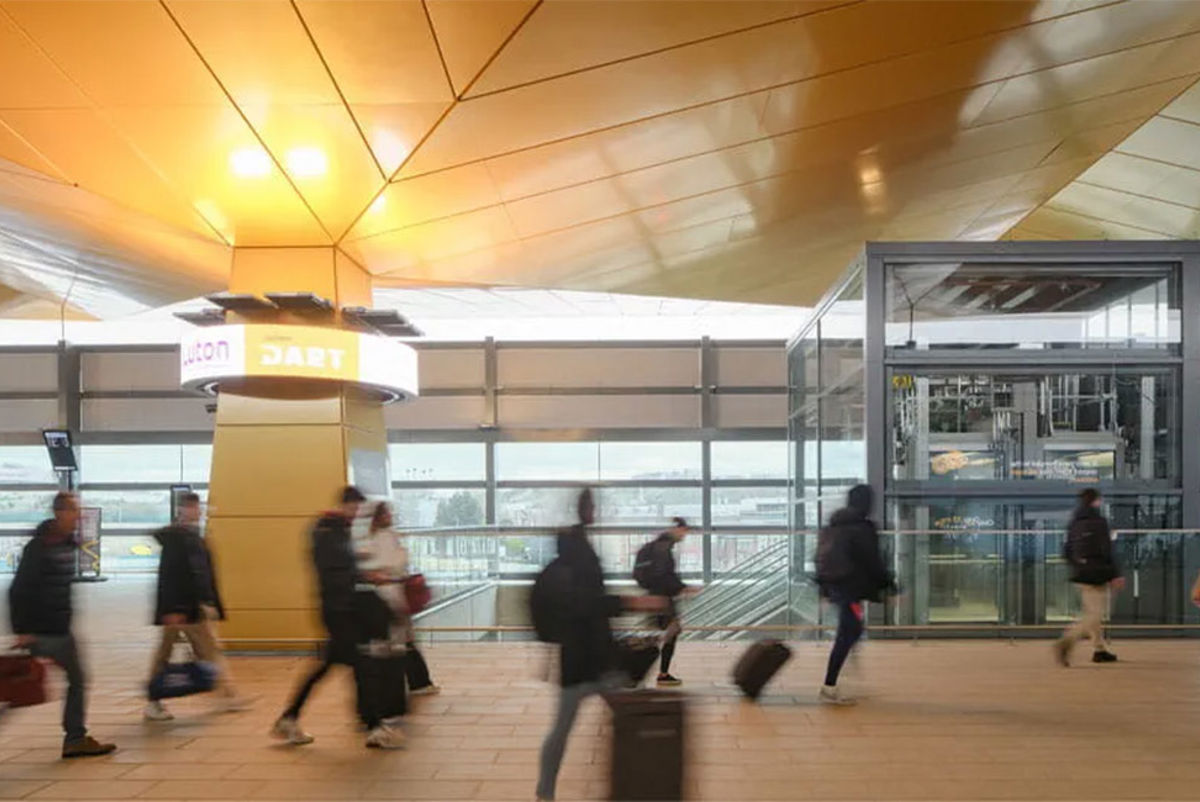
[815,484,895,706]
[10,492,116,758]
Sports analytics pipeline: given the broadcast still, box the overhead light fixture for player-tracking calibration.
[285,147,327,178]
[342,306,423,337]
[264,292,334,314]
[229,146,272,178]
[174,308,226,327]
[369,195,387,214]
[206,292,278,312]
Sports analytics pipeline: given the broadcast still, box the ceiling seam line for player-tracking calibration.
[0,115,70,186]
[457,0,544,99]
[349,118,1154,247]
[288,0,387,182]
[458,0,1126,102]
[157,0,335,245]
[1155,113,1200,130]
[1072,180,1200,212]
[420,0,459,98]
[333,102,458,246]
[395,54,1200,186]
[1110,150,1200,176]
[0,5,233,248]
[1033,206,1178,238]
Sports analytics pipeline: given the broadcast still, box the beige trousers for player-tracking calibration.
[148,608,237,697]
[1063,584,1110,652]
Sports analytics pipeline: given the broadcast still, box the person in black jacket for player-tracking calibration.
[272,486,401,749]
[536,488,666,802]
[9,492,115,758]
[815,484,894,706]
[144,492,248,721]
[635,517,694,686]
[1055,488,1124,666]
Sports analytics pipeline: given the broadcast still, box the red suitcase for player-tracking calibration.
[0,653,47,708]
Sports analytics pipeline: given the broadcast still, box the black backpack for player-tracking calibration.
[530,556,570,643]
[632,539,660,591]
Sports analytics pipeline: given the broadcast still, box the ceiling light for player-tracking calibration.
[229,146,272,178]
[369,195,387,214]
[285,147,327,178]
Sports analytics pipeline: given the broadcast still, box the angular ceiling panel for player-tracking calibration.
[425,0,538,96]
[468,0,842,95]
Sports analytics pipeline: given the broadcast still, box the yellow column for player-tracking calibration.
[206,247,388,646]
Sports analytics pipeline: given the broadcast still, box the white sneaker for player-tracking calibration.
[365,725,405,750]
[270,716,314,746]
[382,716,405,728]
[819,685,856,706]
[409,684,441,697]
[217,695,254,714]
[143,701,174,722]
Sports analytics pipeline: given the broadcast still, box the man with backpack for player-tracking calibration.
[633,517,694,687]
[815,484,895,706]
[531,488,666,802]
[1056,487,1124,666]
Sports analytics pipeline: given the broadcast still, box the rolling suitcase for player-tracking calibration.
[732,639,792,700]
[606,689,685,801]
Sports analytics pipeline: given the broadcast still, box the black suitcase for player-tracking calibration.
[606,690,685,801]
[732,639,792,700]
[614,636,661,687]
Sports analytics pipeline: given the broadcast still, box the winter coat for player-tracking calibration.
[8,520,75,636]
[1065,505,1120,586]
[554,525,623,687]
[816,485,894,603]
[152,523,225,625]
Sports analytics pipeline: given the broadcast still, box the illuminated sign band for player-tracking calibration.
[181,324,418,403]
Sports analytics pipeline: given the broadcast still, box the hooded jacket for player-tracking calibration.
[310,511,357,634]
[1065,504,1120,586]
[8,519,76,636]
[816,485,894,603]
[554,524,623,687]
[152,523,224,625]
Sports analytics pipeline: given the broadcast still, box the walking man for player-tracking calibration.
[815,484,894,706]
[144,492,248,721]
[9,492,116,758]
[1056,488,1123,666]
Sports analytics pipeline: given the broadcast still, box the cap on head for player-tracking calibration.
[341,486,367,504]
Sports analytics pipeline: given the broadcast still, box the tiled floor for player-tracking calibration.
[3,579,1200,800]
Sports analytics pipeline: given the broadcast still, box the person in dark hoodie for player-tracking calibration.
[535,488,666,802]
[815,484,894,706]
[1055,488,1124,666]
[9,492,116,758]
[144,492,248,721]
[271,486,401,749]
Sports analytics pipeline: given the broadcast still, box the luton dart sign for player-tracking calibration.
[180,324,419,403]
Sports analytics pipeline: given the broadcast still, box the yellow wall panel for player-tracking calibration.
[214,391,344,427]
[206,517,317,610]
[333,249,372,308]
[214,609,323,644]
[209,424,347,517]
[230,246,336,298]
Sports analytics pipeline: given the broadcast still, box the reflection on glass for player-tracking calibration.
[598,442,700,480]
[890,370,1179,484]
[0,490,56,528]
[596,487,700,526]
[496,487,576,527]
[389,443,486,482]
[79,445,184,483]
[711,487,787,526]
[494,442,598,481]
[392,488,486,529]
[886,263,1180,351]
[82,490,171,525]
[0,446,58,484]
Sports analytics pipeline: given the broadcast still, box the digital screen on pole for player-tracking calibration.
[42,429,78,471]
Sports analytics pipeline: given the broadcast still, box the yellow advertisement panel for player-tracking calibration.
[243,325,360,382]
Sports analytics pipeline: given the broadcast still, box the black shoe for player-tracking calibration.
[656,674,682,687]
[1092,650,1118,663]
[62,736,116,759]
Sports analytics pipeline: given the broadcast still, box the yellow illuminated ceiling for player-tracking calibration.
[2,0,1200,317]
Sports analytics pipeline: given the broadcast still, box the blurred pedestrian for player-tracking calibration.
[144,492,249,721]
[1056,488,1124,666]
[8,492,116,758]
[815,484,894,706]
[271,486,401,749]
[533,488,666,802]
[633,517,696,686]
[362,502,439,701]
